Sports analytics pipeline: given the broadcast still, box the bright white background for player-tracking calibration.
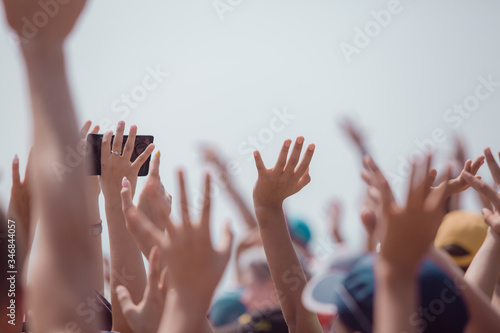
[1,0,500,272]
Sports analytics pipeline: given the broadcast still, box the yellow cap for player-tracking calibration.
[435,210,488,268]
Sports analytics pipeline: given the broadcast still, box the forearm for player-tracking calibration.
[105,199,147,333]
[464,232,500,299]
[492,278,500,314]
[22,42,80,148]
[159,292,209,333]
[89,200,104,295]
[22,41,96,333]
[254,204,321,332]
[374,260,418,333]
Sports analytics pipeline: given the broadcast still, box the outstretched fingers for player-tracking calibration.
[11,154,20,185]
[295,144,315,177]
[131,144,155,170]
[485,148,500,185]
[121,178,166,251]
[112,121,126,154]
[253,151,267,174]
[123,125,137,159]
[200,173,212,232]
[463,171,500,210]
[273,139,292,171]
[178,170,192,229]
[284,136,304,174]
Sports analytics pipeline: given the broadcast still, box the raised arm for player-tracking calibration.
[120,171,233,333]
[364,155,450,333]
[202,146,258,230]
[462,165,500,299]
[80,121,106,295]
[100,122,154,333]
[1,0,98,331]
[252,137,322,333]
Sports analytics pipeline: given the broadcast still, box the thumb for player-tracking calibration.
[116,285,137,317]
[121,177,134,213]
[482,208,494,227]
[219,220,234,259]
[150,151,161,177]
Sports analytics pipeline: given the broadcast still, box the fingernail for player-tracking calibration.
[156,150,161,158]
[309,144,315,151]
[285,140,291,148]
[13,154,19,164]
[118,121,125,127]
[297,136,304,144]
[122,177,129,187]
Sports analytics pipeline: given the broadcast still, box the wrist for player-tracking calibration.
[21,40,64,63]
[254,201,283,212]
[485,230,500,252]
[375,257,418,283]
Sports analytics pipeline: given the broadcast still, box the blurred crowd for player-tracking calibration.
[2,1,500,333]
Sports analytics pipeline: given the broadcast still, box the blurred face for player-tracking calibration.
[240,269,278,313]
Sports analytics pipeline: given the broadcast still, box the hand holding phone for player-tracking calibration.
[86,133,154,176]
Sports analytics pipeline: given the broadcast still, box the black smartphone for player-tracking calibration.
[86,134,154,176]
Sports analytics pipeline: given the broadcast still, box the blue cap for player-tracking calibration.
[210,290,247,327]
[287,217,312,247]
[302,254,468,333]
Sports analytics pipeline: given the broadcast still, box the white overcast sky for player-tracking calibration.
[1,0,500,265]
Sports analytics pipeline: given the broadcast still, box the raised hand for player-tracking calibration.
[121,171,233,330]
[463,170,500,224]
[484,148,500,186]
[251,137,322,333]
[463,165,500,211]
[339,117,369,156]
[462,164,500,300]
[7,152,33,240]
[116,246,167,333]
[135,152,172,256]
[366,155,450,273]
[2,0,86,43]
[201,145,231,184]
[327,199,344,244]
[435,155,484,195]
[253,136,315,208]
[100,121,155,199]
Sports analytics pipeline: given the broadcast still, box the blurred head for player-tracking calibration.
[303,254,469,333]
[435,210,488,270]
[209,290,247,327]
[240,260,280,313]
[287,217,312,249]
